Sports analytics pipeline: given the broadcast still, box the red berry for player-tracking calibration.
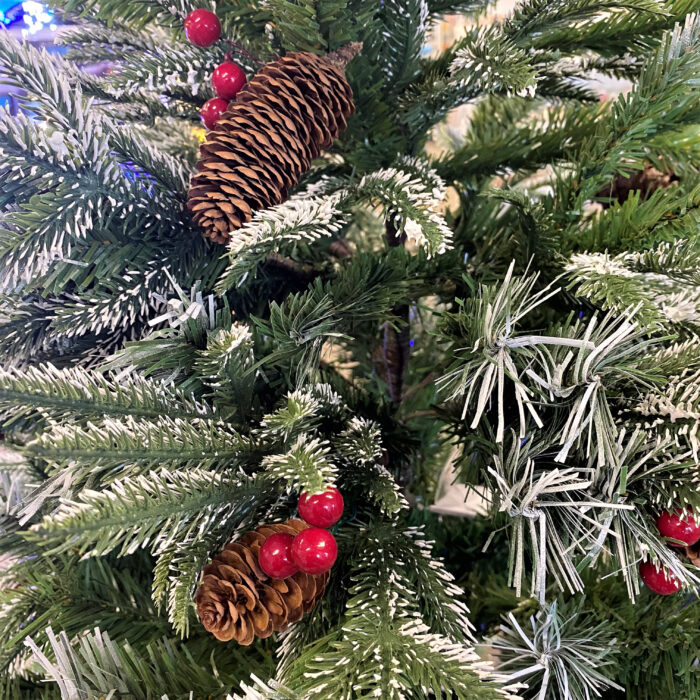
[184,9,221,47]
[258,533,298,579]
[291,528,337,575]
[212,62,247,100]
[200,97,228,129]
[657,507,700,547]
[298,487,344,528]
[639,561,682,595]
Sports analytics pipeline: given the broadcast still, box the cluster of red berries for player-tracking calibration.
[184,9,247,129]
[258,487,344,579]
[639,506,700,595]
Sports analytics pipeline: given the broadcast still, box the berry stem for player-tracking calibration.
[324,42,363,70]
[224,40,264,66]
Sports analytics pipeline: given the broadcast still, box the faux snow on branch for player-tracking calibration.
[260,389,322,441]
[486,444,633,603]
[438,262,587,442]
[335,417,408,516]
[0,362,214,423]
[374,0,428,88]
[490,601,622,700]
[217,192,347,292]
[449,27,537,98]
[567,246,700,326]
[261,436,337,496]
[217,160,453,292]
[271,525,522,699]
[635,368,700,455]
[26,624,257,699]
[353,165,453,257]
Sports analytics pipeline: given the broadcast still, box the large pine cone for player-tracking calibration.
[187,44,360,244]
[195,519,329,645]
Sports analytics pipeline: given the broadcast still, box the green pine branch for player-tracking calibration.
[0,554,169,674]
[26,625,273,700]
[275,523,516,699]
[25,414,255,480]
[262,436,337,495]
[0,364,213,423]
[28,468,267,558]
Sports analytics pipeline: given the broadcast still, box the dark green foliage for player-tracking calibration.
[0,554,169,671]
[587,576,700,699]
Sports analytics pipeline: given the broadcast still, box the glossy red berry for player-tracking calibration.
[200,97,228,129]
[639,561,682,595]
[184,9,221,47]
[298,487,344,528]
[291,528,337,575]
[212,62,247,100]
[258,533,298,579]
[657,507,700,547]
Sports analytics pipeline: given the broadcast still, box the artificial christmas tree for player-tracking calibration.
[0,0,700,698]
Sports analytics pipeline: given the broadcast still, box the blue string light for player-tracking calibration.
[21,0,55,35]
[116,159,158,194]
[0,0,55,33]
[0,0,22,25]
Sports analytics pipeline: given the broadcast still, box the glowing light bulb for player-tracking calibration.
[21,0,54,35]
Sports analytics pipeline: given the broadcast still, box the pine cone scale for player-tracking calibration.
[281,64,338,138]
[244,101,316,157]
[237,88,322,147]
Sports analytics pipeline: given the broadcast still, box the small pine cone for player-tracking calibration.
[195,519,329,645]
[685,543,700,568]
[187,44,361,244]
[596,164,678,208]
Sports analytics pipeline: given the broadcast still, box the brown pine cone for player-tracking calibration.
[596,164,678,208]
[187,44,361,244]
[685,542,700,567]
[195,519,329,645]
